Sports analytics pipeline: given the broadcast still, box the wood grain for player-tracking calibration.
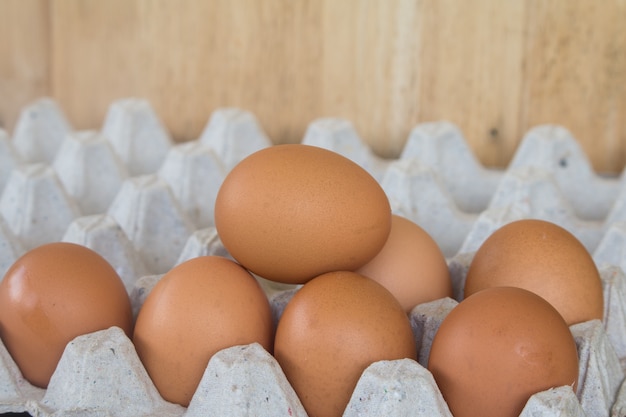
[0,0,50,131]
[523,0,626,172]
[1,0,625,173]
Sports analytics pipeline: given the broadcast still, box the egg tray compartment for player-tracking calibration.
[1,263,625,417]
[2,97,626,416]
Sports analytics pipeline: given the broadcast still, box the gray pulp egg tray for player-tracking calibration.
[1,97,626,416]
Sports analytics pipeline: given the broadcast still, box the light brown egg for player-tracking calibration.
[0,242,133,388]
[464,219,603,325]
[356,214,452,312]
[428,286,579,417]
[133,256,274,406]
[214,144,391,284]
[274,271,416,417]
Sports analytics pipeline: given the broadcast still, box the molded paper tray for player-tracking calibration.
[1,97,626,416]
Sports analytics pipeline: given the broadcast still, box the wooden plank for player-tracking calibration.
[522,0,626,173]
[0,0,622,172]
[49,0,328,143]
[413,0,527,167]
[0,0,50,133]
[50,0,147,132]
[47,0,532,165]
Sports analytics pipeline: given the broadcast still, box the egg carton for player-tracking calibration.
[1,97,626,416]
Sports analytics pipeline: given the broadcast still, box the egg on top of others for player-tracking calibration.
[464,219,604,325]
[0,242,133,388]
[214,144,392,285]
[356,214,452,313]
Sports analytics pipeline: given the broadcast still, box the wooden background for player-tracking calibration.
[1,0,625,173]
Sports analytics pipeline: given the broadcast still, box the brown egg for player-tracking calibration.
[274,271,416,417]
[214,144,391,284]
[133,256,274,406]
[356,214,452,312]
[0,242,133,388]
[464,219,603,325]
[428,286,579,417]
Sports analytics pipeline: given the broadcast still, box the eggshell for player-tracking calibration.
[356,214,452,312]
[427,286,579,417]
[274,271,416,417]
[214,144,392,284]
[0,242,133,388]
[133,255,274,407]
[464,219,603,325]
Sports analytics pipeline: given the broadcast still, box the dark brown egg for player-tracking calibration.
[428,286,579,417]
[214,144,391,284]
[133,256,274,406]
[274,271,416,417]
[464,219,603,325]
[0,242,133,388]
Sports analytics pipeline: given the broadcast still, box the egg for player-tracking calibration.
[274,271,416,417]
[133,255,274,406]
[464,219,603,325]
[0,242,133,388]
[356,214,452,312]
[428,286,579,417]
[214,144,391,284]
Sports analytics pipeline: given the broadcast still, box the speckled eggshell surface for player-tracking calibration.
[0,242,133,388]
[464,219,604,325]
[274,271,417,417]
[214,144,392,284]
[132,255,274,407]
[428,286,579,417]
